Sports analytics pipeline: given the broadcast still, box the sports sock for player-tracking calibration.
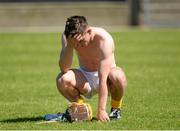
[111,98,123,109]
[77,96,84,104]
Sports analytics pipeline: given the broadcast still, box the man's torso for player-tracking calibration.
[74,27,116,72]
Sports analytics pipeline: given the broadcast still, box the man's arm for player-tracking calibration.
[97,56,111,122]
[59,33,73,72]
[97,37,114,122]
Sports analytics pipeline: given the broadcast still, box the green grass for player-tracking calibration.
[0,29,180,129]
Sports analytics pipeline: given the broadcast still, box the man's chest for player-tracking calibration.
[75,45,101,60]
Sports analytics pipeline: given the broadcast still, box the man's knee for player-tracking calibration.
[109,68,127,88]
[56,71,74,90]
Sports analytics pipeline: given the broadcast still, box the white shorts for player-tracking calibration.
[78,68,99,99]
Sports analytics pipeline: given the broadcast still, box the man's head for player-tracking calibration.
[64,16,88,38]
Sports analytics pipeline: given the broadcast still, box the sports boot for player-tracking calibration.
[109,108,121,120]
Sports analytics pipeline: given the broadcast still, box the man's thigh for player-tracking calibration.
[59,69,91,94]
[70,69,89,88]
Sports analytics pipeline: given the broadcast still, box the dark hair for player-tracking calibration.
[64,15,88,38]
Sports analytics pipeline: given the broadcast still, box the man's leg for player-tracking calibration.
[56,69,91,102]
[107,67,127,118]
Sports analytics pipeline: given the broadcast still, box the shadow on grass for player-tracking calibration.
[0,116,98,123]
[0,116,43,123]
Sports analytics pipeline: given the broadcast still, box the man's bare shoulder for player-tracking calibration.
[92,27,109,35]
[91,27,115,54]
[92,27,113,41]
[92,27,106,31]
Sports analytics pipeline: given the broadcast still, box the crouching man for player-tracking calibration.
[56,15,127,122]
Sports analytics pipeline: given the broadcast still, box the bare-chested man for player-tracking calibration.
[56,16,127,122]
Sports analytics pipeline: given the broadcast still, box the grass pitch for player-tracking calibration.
[0,29,180,130]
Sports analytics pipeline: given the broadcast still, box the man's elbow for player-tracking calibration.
[59,62,70,73]
[60,67,70,73]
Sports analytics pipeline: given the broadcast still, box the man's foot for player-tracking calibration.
[109,108,121,120]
